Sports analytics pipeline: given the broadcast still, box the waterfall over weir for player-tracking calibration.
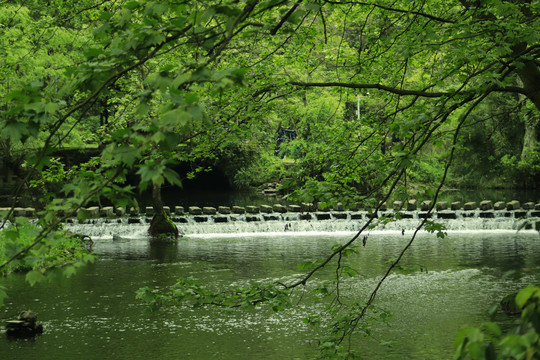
[66,210,540,239]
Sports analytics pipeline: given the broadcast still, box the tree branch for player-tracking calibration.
[270,0,304,35]
[290,81,453,97]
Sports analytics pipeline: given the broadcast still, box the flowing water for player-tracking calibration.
[1,215,540,359]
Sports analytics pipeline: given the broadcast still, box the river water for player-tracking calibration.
[1,218,540,359]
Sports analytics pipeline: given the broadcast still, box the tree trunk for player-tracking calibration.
[148,183,178,239]
[152,182,164,214]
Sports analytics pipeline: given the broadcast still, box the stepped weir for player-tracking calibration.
[37,199,540,238]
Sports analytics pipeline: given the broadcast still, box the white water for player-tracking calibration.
[65,210,539,239]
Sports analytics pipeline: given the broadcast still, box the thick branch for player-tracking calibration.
[290,81,453,97]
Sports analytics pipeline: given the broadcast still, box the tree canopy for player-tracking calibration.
[1,0,539,358]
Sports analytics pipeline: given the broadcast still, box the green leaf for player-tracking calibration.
[115,145,140,167]
[1,121,25,143]
[63,265,77,278]
[161,108,190,127]
[124,1,140,10]
[26,270,45,286]
[516,286,538,308]
[77,209,92,222]
[163,168,183,187]
[483,322,502,337]
[4,240,22,258]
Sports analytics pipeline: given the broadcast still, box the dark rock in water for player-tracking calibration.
[6,311,43,338]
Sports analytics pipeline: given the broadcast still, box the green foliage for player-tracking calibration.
[424,220,448,239]
[232,151,286,189]
[499,144,540,188]
[136,276,290,312]
[454,286,540,360]
[0,0,540,357]
[0,220,95,289]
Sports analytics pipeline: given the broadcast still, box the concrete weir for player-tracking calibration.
[2,200,540,231]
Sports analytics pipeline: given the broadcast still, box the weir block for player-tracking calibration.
[218,206,231,214]
[260,205,273,213]
[301,203,316,212]
[436,202,448,211]
[464,202,477,210]
[421,201,432,211]
[189,206,202,215]
[494,202,506,210]
[287,205,301,213]
[451,201,462,211]
[246,206,259,214]
[100,207,115,217]
[523,202,535,210]
[79,206,99,218]
[174,206,185,215]
[335,203,346,211]
[507,200,520,210]
[203,207,217,215]
[480,200,493,211]
[232,206,245,214]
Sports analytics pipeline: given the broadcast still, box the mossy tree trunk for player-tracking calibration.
[148,183,178,238]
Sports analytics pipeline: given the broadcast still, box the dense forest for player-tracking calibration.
[1,0,540,358]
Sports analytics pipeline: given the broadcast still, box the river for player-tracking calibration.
[1,220,539,359]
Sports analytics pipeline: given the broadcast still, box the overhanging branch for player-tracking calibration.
[290,81,530,98]
[290,81,453,97]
